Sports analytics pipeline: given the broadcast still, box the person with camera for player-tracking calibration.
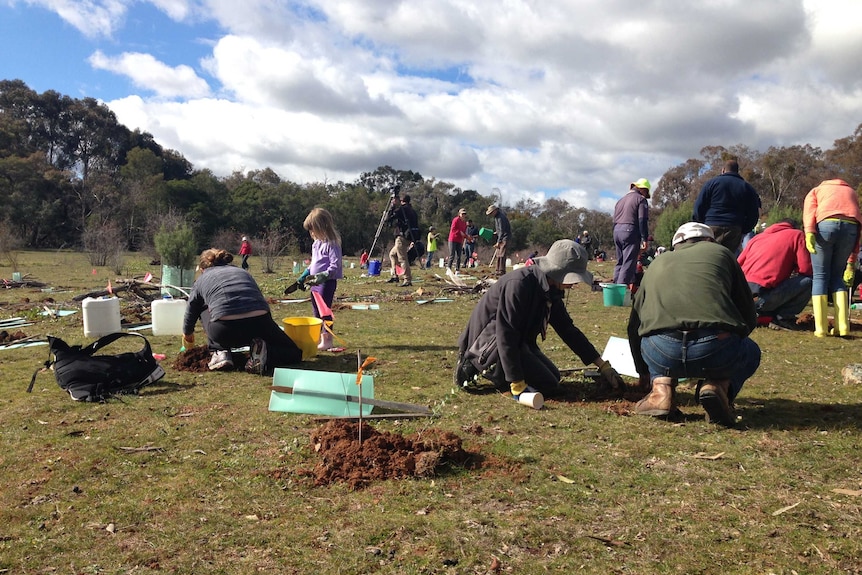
[387,193,420,287]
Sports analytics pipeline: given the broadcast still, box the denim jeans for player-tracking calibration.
[811,219,858,295]
[754,275,813,318]
[641,329,761,402]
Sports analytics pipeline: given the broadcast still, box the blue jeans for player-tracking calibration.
[754,275,813,318]
[641,329,761,402]
[811,219,858,295]
[424,250,435,268]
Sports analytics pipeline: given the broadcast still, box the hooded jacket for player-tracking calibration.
[457,265,599,384]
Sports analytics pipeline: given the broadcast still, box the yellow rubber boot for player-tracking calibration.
[833,291,850,337]
[812,295,829,338]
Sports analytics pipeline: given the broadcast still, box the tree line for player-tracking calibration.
[2,78,861,265]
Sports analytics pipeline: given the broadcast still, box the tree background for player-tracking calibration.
[3,79,862,262]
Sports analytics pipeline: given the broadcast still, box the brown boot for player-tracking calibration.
[635,377,675,416]
[699,379,734,426]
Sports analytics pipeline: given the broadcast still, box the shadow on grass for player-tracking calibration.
[140,379,195,396]
[735,397,862,431]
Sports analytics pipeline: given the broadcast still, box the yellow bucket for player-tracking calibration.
[282,317,323,360]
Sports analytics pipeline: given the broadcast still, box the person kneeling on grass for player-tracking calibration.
[627,222,761,426]
[182,248,303,374]
[454,239,625,403]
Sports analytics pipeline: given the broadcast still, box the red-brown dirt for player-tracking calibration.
[300,420,480,490]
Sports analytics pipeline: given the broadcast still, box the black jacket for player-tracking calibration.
[457,265,600,384]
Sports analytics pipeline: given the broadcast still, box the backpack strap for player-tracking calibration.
[85,332,151,356]
[27,340,55,394]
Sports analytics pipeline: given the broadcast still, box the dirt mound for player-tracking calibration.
[303,420,477,489]
[172,346,247,372]
[0,330,29,344]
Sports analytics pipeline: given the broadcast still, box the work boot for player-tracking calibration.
[832,291,850,337]
[812,294,829,338]
[635,377,675,417]
[699,379,734,426]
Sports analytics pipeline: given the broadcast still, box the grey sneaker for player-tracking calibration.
[208,350,233,371]
[245,338,267,375]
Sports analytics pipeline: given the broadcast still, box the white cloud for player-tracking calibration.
[32,0,862,212]
[88,50,211,99]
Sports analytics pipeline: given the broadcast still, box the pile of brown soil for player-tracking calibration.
[303,420,477,489]
[172,346,249,372]
[0,329,28,343]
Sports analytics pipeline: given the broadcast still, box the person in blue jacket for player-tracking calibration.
[693,159,761,254]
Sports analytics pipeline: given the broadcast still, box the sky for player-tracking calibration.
[2,0,862,213]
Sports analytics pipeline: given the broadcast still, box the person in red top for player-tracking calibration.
[447,208,468,271]
[359,249,369,269]
[239,236,252,270]
[737,219,812,330]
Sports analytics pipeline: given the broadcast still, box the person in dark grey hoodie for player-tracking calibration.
[454,240,624,403]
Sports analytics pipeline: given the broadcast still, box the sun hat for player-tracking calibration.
[672,222,714,247]
[485,204,499,215]
[533,239,593,285]
[458,208,467,215]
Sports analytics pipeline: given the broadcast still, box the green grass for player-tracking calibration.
[1,251,861,574]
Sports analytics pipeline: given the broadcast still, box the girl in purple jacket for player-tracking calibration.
[302,208,343,351]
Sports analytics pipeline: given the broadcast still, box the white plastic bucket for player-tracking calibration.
[82,296,122,338]
[152,297,188,336]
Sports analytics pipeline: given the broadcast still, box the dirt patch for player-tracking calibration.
[172,346,248,372]
[298,420,481,490]
[0,329,29,343]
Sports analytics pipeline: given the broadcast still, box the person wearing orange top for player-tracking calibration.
[803,178,862,337]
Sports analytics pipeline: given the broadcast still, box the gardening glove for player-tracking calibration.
[180,334,195,352]
[306,271,329,286]
[805,232,817,254]
[844,262,855,287]
[297,268,310,290]
[510,380,528,396]
[597,360,625,391]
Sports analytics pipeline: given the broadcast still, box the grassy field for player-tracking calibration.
[1,250,861,574]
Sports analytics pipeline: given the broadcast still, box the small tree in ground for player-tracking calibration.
[82,219,126,267]
[0,221,22,271]
[256,229,297,273]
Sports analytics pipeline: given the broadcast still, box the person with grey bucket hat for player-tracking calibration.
[455,239,625,404]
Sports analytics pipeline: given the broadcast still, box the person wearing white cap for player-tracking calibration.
[239,236,252,270]
[628,222,760,426]
[612,178,651,287]
[455,240,625,403]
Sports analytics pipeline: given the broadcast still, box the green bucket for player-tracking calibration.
[478,227,494,242]
[603,284,627,307]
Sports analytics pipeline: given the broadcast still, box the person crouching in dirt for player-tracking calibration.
[182,248,302,374]
[627,223,761,427]
[454,239,625,403]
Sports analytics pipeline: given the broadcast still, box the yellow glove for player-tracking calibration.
[181,334,195,352]
[805,232,817,254]
[598,360,625,391]
[844,262,855,286]
[510,380,527,396]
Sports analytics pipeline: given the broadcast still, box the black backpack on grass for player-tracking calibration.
[28,332,165,402]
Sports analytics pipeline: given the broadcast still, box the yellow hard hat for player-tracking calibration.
[631,178,651,191]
